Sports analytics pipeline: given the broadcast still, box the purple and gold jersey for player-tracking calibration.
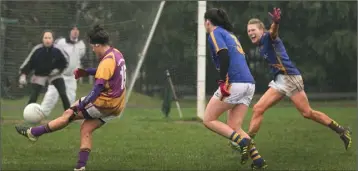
[93,47,126,115]
[208,26,255,83]
[259,32,300,76]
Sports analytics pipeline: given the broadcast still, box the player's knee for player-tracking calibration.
[202,118,213,128]
[60,109,74,122]
[252,104,265,116]
[301,109,313,119]
[62,109,73,116]
[80,126,95,140]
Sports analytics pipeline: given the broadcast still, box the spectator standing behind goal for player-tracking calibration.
[40,25,86,117]
[19,30,71,111]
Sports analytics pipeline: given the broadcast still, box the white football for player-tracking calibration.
[23,103,45,124]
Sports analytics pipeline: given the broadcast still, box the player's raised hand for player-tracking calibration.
[73,68,88,79]
[268,7,281,24]
[217,80,231,97]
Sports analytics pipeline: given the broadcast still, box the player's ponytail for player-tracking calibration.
[217,9,233,33]
[204,8,234,33]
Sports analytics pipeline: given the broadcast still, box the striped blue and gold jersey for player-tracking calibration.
[208,26,255,83]
[259,32,300,76]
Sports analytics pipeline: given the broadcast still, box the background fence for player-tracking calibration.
[1,1,356,100]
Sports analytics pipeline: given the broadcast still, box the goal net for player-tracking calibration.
[0,1,163,100]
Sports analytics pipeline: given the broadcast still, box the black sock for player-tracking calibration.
[328,120,345,134]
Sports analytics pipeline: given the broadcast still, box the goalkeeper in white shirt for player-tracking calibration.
[41,25,86,117]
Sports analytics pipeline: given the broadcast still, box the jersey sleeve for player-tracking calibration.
[208,30,227,54]
[19,44,42,75]
[261,32,271,42]
[95,56,116,82]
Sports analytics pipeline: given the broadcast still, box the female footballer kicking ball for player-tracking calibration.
[241,7,352,163]
[203,8,267,169]
[15,25,127,171]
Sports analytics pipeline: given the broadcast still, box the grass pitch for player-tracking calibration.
[1,84,356,170]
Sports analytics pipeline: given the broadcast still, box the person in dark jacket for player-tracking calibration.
[19,30,71,111]
[40,25,86,117]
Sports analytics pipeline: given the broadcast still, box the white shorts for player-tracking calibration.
[79,97,118,123]
[31,74,62,86]
[213,83,255,106]
[269,74,304,97]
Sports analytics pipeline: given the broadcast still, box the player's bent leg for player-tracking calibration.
[40,85,59,117]
[80,119,104,150]
[74,101,118,171]
[203,97,236,137]
[15,109,84,142]
[227,104,252,164]
[228,103,267,168]
[203,97,251,152]
[227,105,248,134]
[15,100,85,142]
[290,90,327,124]
[47,108,85,131]
[290,90,352,150]
[248,88,283,138]
[75,119,104,171]
[227,106,249,152]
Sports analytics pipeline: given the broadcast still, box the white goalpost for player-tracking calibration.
[197,1,207,120]
[120,1,206,120]
[120,1,166,118]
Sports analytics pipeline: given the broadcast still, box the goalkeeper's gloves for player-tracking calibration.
[217,80,231,97]
[18,74,27,87]
[73,68,88,80]
[268,7,281,24]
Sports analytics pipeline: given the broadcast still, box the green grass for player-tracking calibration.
[1,84,357,170]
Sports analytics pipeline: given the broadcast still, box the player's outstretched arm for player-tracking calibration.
[268,7,281,39]
[85,68,97,75]
[73,68,97,79]
[76,81,104,112]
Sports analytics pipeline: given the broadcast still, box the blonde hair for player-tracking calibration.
[248,18,266,31]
